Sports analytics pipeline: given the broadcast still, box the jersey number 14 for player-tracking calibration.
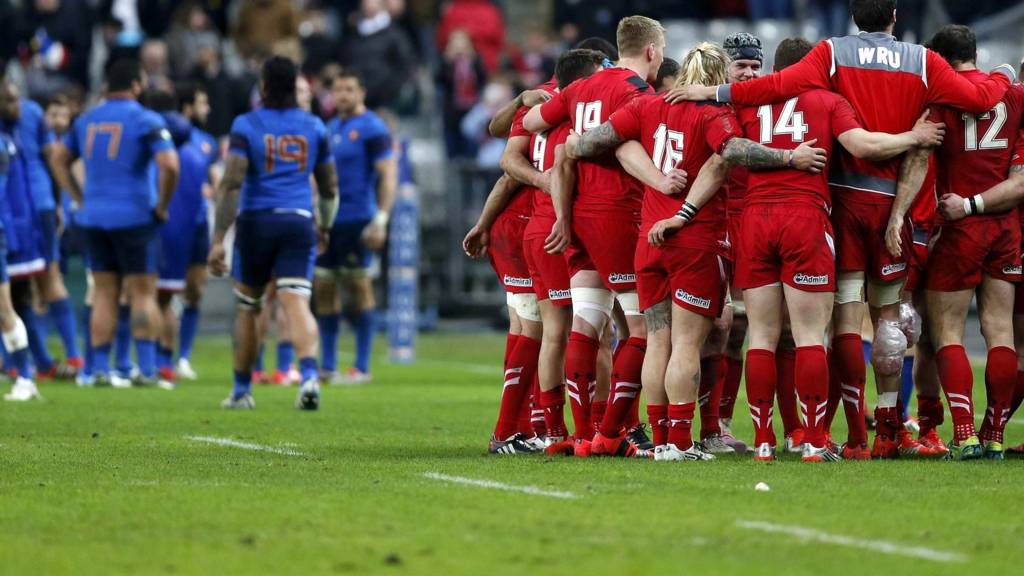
[756,98,808,143]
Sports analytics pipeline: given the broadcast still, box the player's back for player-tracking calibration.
[738,89,857,208]
[934,74,1024,214]
[230,107,329,214]
[167,142,208,225]
[70,98,172,229]
[328,110,392,222]
[507,79,558,219]
[528,121,570,221]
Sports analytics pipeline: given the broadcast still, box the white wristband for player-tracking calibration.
[963,197,973,216]
[372,210,389,228]
[973,194,985,214]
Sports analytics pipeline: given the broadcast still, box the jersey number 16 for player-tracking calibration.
[263,135,308,173]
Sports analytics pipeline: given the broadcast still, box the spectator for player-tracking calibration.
[515,24,557,89]
[437,0,504,73]
[188,44,257,136]
[166,2,221,80]
[16,0,94,98]
[460,79,513,168]
[437,28,486,159]
[747,0,791,20]
[340,0,416,110]
[140,39,173,91]
[232,0,300,61]
[811,0,850,39]
[298,3,337,77]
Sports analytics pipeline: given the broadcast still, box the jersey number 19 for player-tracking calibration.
[263,135,309,173]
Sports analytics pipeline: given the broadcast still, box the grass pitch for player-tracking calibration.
[2,332,1023,576]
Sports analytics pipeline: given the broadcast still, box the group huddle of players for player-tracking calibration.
[1,55,395,411]
[467,0,1024,462]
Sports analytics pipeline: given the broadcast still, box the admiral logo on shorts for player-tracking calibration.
[793,273,829,286]
[1003,265,1023,276]
[548,288,571,301]
[675,289,711,309]
[503,275,533,288]
[881,263,907,276]
[608,273,637,285]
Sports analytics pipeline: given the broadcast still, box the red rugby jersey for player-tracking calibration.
[736,89,862,209]
[528,122,571,220]
[538,67,653,215]
[932,71,1024,225]
[505,79,558,217]
[608,95,741,252]
[724,166,749,218]
[719,32,1013,205]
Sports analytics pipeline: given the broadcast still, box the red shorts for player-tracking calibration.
[487,211,533,294]
[734,203,835,292]
[926,215,1022,292]
[727,209,743,261]
[903,227,932,293]
[635,238,729,318]
[523,224,572,306]
[831,194,911,282]
[566,212,640,291]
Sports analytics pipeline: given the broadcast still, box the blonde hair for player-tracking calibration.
[677,42,730,88]
[616,15,665,58]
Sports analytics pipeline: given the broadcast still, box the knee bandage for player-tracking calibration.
[277,277,312,299]
[506,292,541,322]
[615,291,642,316]
[2,317,28,351]
[898,301,922,347]
[835,272,865,305]
[571,287,615,331]
[234,289,264,311]
[867,279,904,308]
[870,319,907,377]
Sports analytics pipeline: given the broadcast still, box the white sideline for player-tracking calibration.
[736,520,966,563]
[422,472,579,500]
[186,435,306,457]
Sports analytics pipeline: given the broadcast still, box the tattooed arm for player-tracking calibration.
[938,164,1024,221]
[565,122,623,159]
[721,137,827,173]
[207,154,248,276]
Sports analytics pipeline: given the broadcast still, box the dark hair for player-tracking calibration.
[927,25,976,66]
[106,59,142,93]
[575,37,618,62]
[656,58,680,86]
[333,69,365,89]
[555,49,604,89]
[261,55,298,109]
[141,88,177,112]
[46,93,69,109]
[774,37,815,71]
[175,80,206,111]
[850,0,897,33]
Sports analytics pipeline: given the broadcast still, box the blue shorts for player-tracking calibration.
[37,209,60,265]
[232,211,316,289]
[159,221,211,291]
[315,219,373,270]
[85,222,160,275]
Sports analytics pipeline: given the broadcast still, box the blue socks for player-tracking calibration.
[82,305,94,376]
[94,343,112,375]
[157,345,174,370]
[179,306,200,361]
[277,341,294,373]
[49,297,80,359]
[233,370,252,399]
[9,346,30,378]
[254,345,265,372]
[900,356,915,421]
[115,305,132,374]
[20,306,54,372]
[318,313,341,373]
[353,310,376,374]
[135,339,156,378]
[298,357,318,384]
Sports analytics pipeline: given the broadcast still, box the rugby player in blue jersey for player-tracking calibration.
[315,71,396,385]
[207,56,339,410]
[51,60,180,387]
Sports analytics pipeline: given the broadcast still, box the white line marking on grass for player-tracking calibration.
[736,520,966,563]
[422,472,579,499]
[186,435,306,457]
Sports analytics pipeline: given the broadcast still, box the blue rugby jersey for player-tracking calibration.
[326,111,392,223]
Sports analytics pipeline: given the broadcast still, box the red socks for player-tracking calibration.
[591,400,607,434]
[698,354,724,438]
[540,386,567,438]
[776,348,801,438]
[745,349,777,446]
[647,404,668,447]
[565,331,599,440]
[833,333,868,447]
[667,403,696,450]
[936,344,976,442]
[719,356,743,420]
[824,348,841,434]
[916,394,944,438]
[530,373,546,437]
[795,345,828,447]
[980,346,1016,444]
[494,336,541,440]
[599,337,646,437]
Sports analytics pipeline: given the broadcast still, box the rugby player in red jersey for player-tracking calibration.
[921,25,1024,460]
[666,0,1015,458]
[523,15,664,456]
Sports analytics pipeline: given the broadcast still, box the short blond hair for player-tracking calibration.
[616,15,665,58]
[678,42,730,88]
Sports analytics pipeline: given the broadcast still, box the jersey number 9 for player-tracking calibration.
[263,135,309,173]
